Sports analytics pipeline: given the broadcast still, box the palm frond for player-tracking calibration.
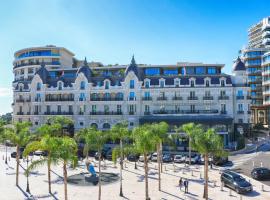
[25,158,48,176]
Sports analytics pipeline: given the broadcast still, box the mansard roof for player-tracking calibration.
[35,62,49,83]
[125,55,140,78]
[77,57,92,81]
[233,57,246,71]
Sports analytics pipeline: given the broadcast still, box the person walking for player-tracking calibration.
[186,179,189,193]
[179,177,183,191]
[183,180,187,193]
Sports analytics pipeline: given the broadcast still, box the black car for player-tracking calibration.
[251,167,270,180]
[162,154,173,163]
[127,154,139,162]
[221,170,252,194]
[212,156,228,166]
[11,147,24,159]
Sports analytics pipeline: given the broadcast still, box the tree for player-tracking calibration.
[4,122,32,186]
[47,116,74,137]
[111,121,131,197]
[189,127,225,199]
[181,123,199,165]
[133,124,156,200]
[84,127,109,200]
[151,122,169,191]
[75,128,91,160]
[56,137,78,200]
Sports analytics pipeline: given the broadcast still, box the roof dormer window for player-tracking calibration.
[221,79,225,87]
[160,80,165,88]
[58,82,63,90]
[105,81,109,89]
[190,80,195,87]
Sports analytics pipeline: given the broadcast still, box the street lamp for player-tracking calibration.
[5,140,8,164]
[26,156,30,194]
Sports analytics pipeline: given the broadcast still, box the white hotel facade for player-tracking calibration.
[12,45,251,148]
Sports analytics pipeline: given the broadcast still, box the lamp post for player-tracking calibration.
[26,156,30,194]
[5,140,8,164]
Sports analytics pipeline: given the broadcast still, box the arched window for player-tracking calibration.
[90,123,98,129]
[206,80,210,87]
[105,81,109,89]
[103,123,110,129]
[80,81,85,90]
[221,79,225,87]
[104,93,111,100]
[190,80,195,87]
[145,81,150,88]
[130,80,135,89]
[116,92,124,100]
[37,82,41,91]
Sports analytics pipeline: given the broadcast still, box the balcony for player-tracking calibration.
[129,111,135,115]
[16,112,24,115]
[172,96,183,100]
[152,109,219,115]
[90,97,124,101]
[220,111,227,114]
[203,96,214,100]
[218,96,229,100]
[34,98,42,102]
[79,98,86,101]
[90,111,122,115]
[142,97,152,101]
[144,111,151,115]
[157,97,167,101]
[34,112,39,115]
[237,111,245,114]
[45,98,74,102]
[188,96,198,100]
[44,112,73,115]
[128,97,136,101]
[78,112,85,115]
[246,96,252,100]
[16,99,24,103]
[14,61,60,69]
[236,96,244,100]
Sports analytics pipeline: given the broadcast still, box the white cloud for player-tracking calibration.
[0,87,12,97]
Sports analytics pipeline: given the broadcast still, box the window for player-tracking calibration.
[80,81,85,90]
[128,105,136,114]
[186,68,194,74]
[237,90,243,96]
[220,90,226,96]
[130,80,135,89]
[117,105,122,113]
[145,81,150,88]
[238,119,243,123]
[190,105,195,112]
[144,91,150,98]
[68,105,73,113]
[175,79,180,87]
[238,104,243,111]
[205,91,211,97]
[105,81,109,89]
[160,80,165,88]
[190,80,195,87]
[58,82,63,90]
[92,105,96,113]
[145,68,160,76]
[145,105,150,113]
[208,67,217,74]
[129,92,135,100]
[57,105,61,113]
[221,80,225,87]
[46,105,50,113]
[104,93,111,100]
[37,82,41,91]
[80,122,84,126]
[104,105,109,113]
[116,92,123,100]
[79,93,86,101]
[190,91,195,97]
[221,104,226,112]
[164,69,178,76]
[175,105,180,112]
[195,67,205,74]
[206,80,210,87]
[36,93,41,102]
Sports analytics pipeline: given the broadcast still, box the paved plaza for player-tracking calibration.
[1,147,270,200]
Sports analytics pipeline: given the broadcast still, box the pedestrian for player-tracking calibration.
[179,177,183,191]
[183,180,187,193]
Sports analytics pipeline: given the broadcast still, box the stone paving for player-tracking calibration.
[1,149,270,200]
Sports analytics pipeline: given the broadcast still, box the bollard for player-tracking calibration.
[262,184,264,192]
[252,161,254,167]
[229,189,232,196]
[261,162,263,167]
[191,170,193,176]
[249,179,251,183]
[240,195,242,200]
[200,172,202,179]
[220,182,223,191]
[214,181,216,187]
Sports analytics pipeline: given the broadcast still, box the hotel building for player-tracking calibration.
[12,45,251,148]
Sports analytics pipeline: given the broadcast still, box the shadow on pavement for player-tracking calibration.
[160,190,185,200]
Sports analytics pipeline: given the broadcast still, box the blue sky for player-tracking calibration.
[0,0,269,114]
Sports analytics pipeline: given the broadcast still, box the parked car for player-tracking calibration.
[11,147,24,159]
[34,150,48,156]
[174,154,183,163]
[163,154,173,163]
[185,154,200,164]
[151,153,158,162]
[94,152,105,160]
[221,170,252,194]
[127,154,139,162]
[213,156,228,166]
[251,167,270,180]
[105,149,113,160]
[139,154,151,162]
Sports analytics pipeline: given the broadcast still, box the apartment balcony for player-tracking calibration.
[16,112,24,115]
[157,97,167,101]
[142,97,152,101]
[90,111,122,115]
[187,96,198,100]
[44,112,73,115]
[237,111,245,114]
[90,97,124,101]
[14,61,60,69]
[203,96,214,100]
[79,98,86,102]
[34,98,42,102]
[34,112,39,115]
[45,98,74,102]
[236,96,244,100]
[128,97,136,101]
[263,38,270,45]
[152,109,219,115]
[26,112,31,115]
[218,96,229,100]
[129,111,135,115]
[172,96,183,100]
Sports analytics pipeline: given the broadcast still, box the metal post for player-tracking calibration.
[5,142,8,164]
[229,189,232,196]
[191,170,193,176]
[252,161,254,167]
[262,184,264,191]
[220,181,223,191]
[261,162,263,167]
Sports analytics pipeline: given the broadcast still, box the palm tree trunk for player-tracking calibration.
[16,145,19,186]
[189,137,191,165]
[144,152,150,200]
[98,151,101,200]
[203,154,209,199]
[157,144,161,191]
[48,156,52,194]
[120,139,123,196]
[63,162,68,200]
[160,142,163,173]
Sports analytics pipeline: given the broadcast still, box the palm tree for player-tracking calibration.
[111,121,131,197]
[75,128,91,160]
[189,126,225,199]
[84,127,109,200]
[133,124,156,200]
[23,134,59,194]
[0,120,8,164]
[47,116,74,137]
[181,123,199,165]
[56,137,78,200]
[151,122,169,191]
[4,122,31,186]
